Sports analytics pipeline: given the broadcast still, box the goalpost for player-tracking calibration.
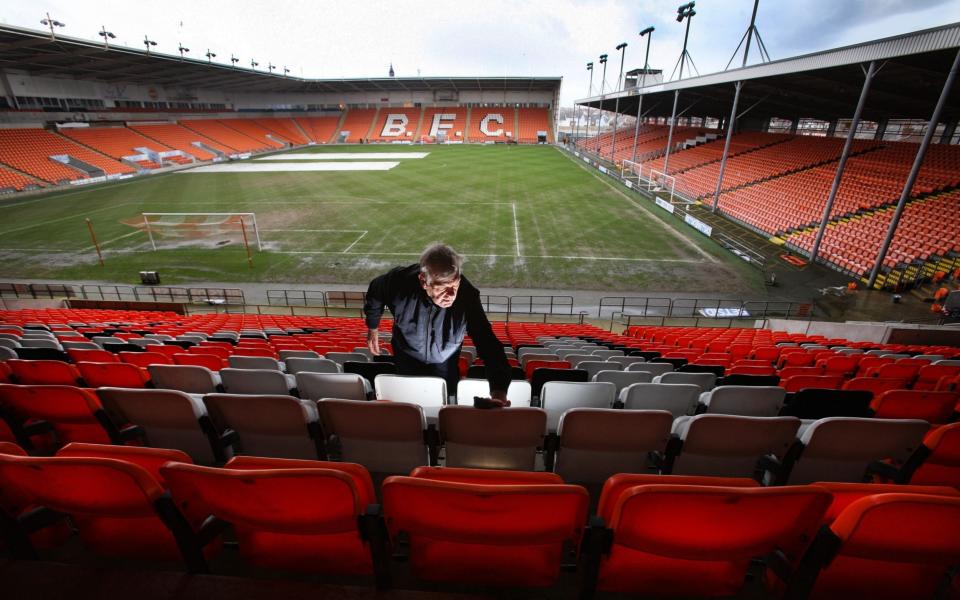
[620,159,643,187]
[647,169,676,203]
[141,213,262,251]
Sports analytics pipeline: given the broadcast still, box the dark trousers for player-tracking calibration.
[392,349,461,396]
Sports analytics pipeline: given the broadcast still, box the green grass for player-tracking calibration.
[0,145,762,293]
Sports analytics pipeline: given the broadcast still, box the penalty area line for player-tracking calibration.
[342,231,368,253]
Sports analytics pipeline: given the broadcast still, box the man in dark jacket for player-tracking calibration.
[364,242,511,407]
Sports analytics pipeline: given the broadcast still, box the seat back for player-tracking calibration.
[626,362,673,376]
[619,382,701,417]
[871,390,959,423]
[593,370,653,395]
[316,399,428,474]
[672,415,800,478]
[530,367,588,398]
[573,361,620,381]
[147,364,219,394]
[172,353,224,371]
[96,387,220,465]
[76,362,150,388]
[842,377,906,396]
[796,493,960,599]
[908,423,960,487]
[786,417,931,485]
[219,368,291,396]
[8,359,80,385]
[454,378,532,407]
[381,476,588,587]
[0,453,187,561]
[780,375,845,393]
[66,349,118,364]
[285,357,341,375]
[343,361,397,388]
[0,384,112,445]
[228,356,281,370]
[439,406,546,470]
[203,394,320,460]
[161,461,374,575]
[324,352,369,365]
[778,389,873,419]
[555,408,672,483]
[597,483,831,597]
[374,374,447,407]
[653,371,717,391]
[296,372,368,401]
[701,385,786,417]
[119,351,172,368]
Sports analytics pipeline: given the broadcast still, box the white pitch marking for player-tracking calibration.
[86,230,142,249]
[557,147,719,264]
[254,152,429,160]
[342,231,368,253]
[271,250,700,263]
[181,162,400,173]
[260,229,367,232]
[512,203,521,257]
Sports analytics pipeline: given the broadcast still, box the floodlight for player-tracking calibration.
[143,36,157,54]
[41,13,65,40]
[640,27,654,36]
[205,49,216,62]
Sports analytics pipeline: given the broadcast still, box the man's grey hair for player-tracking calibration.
[419,242,463,283]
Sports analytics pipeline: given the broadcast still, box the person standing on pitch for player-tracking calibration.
[364,242,511,407]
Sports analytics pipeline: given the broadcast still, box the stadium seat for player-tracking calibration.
[592,370,653,395]
[438,405,546,470]
[582,477,831,598]
[381,474,589,588]
[219,368,296,396]
[698,385,786,416]
[202,394,323,460]
[173,353,225,371]
[96,387,226,465]
[0,384,121,447]
[780,374,845,393]
[285,357,342,375]
[0,450,211,570]
[315,399,430,474]
[553,408,673,483]
[788,492,960,599]
[778,389,874,419]
[454,378,532,407]
[530,367,589,399]
[374,375,447,422]
[119,351,173,368]
[147,364,221,394]
[161,457,385,580]
[573,360,620,381]
[76,361,151,388]
[539,381,617,431]
[7,360,81,386]
[653,371,717,391]
[618,382,701,417]
[774,417,930,485]
[870,390,959,423]
[65,348,118,364]
[295,372,369,401]
[894,422,960,488]
[664,414,800,478]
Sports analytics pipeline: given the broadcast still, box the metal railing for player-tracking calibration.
[1,282,244,304]
[600,296,815,320]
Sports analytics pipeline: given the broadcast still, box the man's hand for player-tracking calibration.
[489,389,510,408]
[366,329,380,355]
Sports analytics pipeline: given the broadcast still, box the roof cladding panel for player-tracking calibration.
[578,22,960,123]
[0,24,560,96]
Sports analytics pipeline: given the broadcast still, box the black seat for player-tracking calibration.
[530,368,589,399]
[467,365,525,380]
[779,389,874,419]
[718,374,781,387]
[628,351,661,361]
[102,342,145,353]
[342,361,397,387]
[14,347,69,362]
[679,363,726,377]
[372,355,396,364]
[162,340,195,349]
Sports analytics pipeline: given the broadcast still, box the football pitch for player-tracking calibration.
[0,145,762,293]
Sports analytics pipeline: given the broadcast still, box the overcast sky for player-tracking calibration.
[4,0,960,105]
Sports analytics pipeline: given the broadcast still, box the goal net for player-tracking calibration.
[647,169,676,202]
[620,160,643,188]
[141,213,262,251]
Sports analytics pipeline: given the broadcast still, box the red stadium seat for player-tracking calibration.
[780,375,845,393]
[585,479,830,598]
[789,492,960,599]
[871,390,959,423]
[7,360,81,386]
[524,359,571,381]
[0,384,118,446]
[66,349,119,364]
[0,450,211,569]
[172,353,224,371]
[76,362,151,388]
[841,377,907,397]
[161,456,383,579]
[381,474,588,588]
[119,351,173,368]
[898,423,960,489]
[914,364,960,391]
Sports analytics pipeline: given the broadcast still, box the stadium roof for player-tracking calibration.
[578,22,960,122]
[0,24,561,94]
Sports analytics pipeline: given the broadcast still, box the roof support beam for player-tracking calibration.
[868,47,960,289]
[810,61,877,263]
[712,81,744,212]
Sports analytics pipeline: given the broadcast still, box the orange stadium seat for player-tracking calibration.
[470,108,515,142]
[338,109,378,143]
[293,116,342,144]
[368,108,423,142]
[0,128,134,184]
